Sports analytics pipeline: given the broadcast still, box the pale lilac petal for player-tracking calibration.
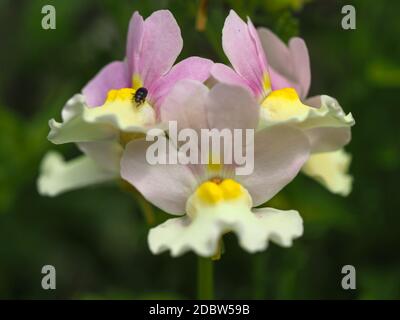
[257,28,292,80]
[121,138,198,215]
[247,18,269,80]
[150,57,213,110]
[206,83,259,131]
[160,80,209,133]
[138,10,183,87]
[210,63,252,93]
[126,11,144,75]
[82,61,129,107]
[236,125,310,206]
[268,67,300,94]
[258,28,311,98]
[222,10,266,97]
[289,37,311,98]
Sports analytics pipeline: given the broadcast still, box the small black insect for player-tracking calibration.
[133,87,148,105]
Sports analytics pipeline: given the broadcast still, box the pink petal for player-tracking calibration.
[258,27,311,99]
[247,18,269,81]
[126,11,144,75]
[150,56,213,110]
[82,61,129,107]
[268,67,301,95]
[236,125,310,206]
[289,37,311,99]
[210,63,252,93]
[160,80,209,133]
[222,10,267,97]
[206,83,259,131]
[137,10,183,87]
[121,139,197,215]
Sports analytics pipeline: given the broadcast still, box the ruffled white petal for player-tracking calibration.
[301,149,353,196]
[37,151,117,197]
[48,94,116,144]
[48,94,157,145]
[148,202,303,257]
[260,94,354,131]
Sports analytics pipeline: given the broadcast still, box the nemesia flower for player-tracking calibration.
[38,10,213,196]
[121,80,310,257]
[210,10,355,196]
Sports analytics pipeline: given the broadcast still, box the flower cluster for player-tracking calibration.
[38,9,354,258]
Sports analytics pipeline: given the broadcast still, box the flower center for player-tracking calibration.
[83,87,156,143]
[260,88,310,122]
[186,179,252,219]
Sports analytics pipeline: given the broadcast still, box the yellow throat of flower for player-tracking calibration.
[196,179,243,204]
[261,88,310,122]
[186,178,252,219]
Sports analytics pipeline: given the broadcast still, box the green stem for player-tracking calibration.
[197,257,214,300]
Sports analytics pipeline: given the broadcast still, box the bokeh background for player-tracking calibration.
[0,0,399,299]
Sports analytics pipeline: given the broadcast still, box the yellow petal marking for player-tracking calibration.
[196,179,244,204]
[261,88,310,121]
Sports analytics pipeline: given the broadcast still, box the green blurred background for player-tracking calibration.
[0,0,399,299]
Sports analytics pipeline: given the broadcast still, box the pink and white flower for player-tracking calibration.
[38,10,213,196]
[121,80,310,257]
[211,10,355,195]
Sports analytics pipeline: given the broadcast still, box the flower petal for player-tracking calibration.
[78,141,123,173]
[126,11,144,75]
[302,149,353,196]
[82,61,130,107]
[222,10,267,97]
[121,137,198,215]
[289,37,311,99]
[236,125,310,206]
[258,28,310,98]
[246,208,303,249]
[150,56,213,110]
[206,83,259,131]
[37,151,117,197]
[148,203,303,257]
[210,63,252,93]
[48,94,117,144]
[305,127,351,153]
[137,10,183,87]
[160,79,209,133]
[301,95,354,151]
[260,94,355,133]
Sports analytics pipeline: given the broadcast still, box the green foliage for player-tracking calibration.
[0,0,399,299]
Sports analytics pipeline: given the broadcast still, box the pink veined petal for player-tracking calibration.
[289,37,311,99]
[137,10,183,87]
[210,63,252,93]
[126,11,144,75]
[236,125,310,206]
[150,56,213,111]
[121,138,198,215]
[206,83,259,131]
[222,10,266,97]
[247,18,270,80]
[82,61,130,107]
